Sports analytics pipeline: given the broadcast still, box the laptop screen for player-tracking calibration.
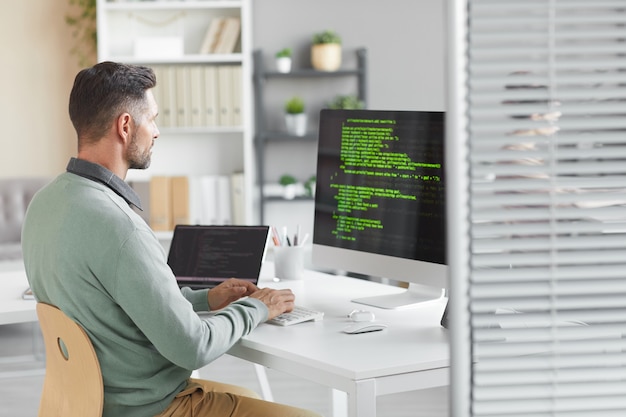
[167,225,270,289]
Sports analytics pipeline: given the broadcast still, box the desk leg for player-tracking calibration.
[331,389,347,417]
[347,379,376,417]
[254,364,274,402]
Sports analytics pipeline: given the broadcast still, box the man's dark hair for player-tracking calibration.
[69,61,156,145]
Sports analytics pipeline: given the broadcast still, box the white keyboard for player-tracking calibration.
[268,305,324,326]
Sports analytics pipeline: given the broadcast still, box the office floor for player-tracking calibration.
[0,322,448,417]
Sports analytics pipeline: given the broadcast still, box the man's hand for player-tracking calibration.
[208,278,258,311]
[249,287,295,320]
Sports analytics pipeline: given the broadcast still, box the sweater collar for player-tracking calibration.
[66,157,143,210]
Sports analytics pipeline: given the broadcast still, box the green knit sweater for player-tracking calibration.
[22,169,267,417]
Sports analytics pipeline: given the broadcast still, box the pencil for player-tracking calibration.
[271,226,282,246]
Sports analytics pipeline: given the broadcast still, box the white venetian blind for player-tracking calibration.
[450,0,626,416]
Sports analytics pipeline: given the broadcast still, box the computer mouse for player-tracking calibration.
[342,322,387,334]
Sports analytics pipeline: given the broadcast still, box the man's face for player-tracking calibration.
[127,89,159,170]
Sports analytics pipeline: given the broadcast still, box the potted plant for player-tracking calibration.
[311,30,342,72]
[284,96,307,136]
[275,48,292,73]
[304,175,316,198]
[279,174,298,200]
[327,94,365,110]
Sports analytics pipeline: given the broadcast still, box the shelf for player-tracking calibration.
[253,48,367,223]
[98,0,254,225]
[264,196,314,202]
[104,1,243,11]
[160,126,244,135]
[259,68,364,79]
[255,132,318,143]
[104,54,243,65]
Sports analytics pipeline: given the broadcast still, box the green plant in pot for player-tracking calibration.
[311,30,342,72]
[279,174,298,200]
[275,47,293,73]
[327,95,365,110]
[284,96,307,136]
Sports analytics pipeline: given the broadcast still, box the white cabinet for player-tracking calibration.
[96,0,254,226]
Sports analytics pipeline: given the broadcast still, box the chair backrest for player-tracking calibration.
[0,177,49,244]
[36,303,104,417]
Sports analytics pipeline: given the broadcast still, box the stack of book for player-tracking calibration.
[199,17,241,54]
[128,173,246,231]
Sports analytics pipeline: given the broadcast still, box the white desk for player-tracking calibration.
[228,264,450,417]
[0,262,450,415]
[0,264,37,325]
[0,263,42,378]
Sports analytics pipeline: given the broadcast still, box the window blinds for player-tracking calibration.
[449,0,626,416]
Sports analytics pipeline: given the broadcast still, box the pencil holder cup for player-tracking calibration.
[274,245,305,280]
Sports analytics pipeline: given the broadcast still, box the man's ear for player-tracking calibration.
[117,112,133,144]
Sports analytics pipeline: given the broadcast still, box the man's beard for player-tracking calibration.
[127,132,152,170]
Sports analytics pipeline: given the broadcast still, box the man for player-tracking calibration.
[22,61,322,417]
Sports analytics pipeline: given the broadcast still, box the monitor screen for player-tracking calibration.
[312,109,447,309]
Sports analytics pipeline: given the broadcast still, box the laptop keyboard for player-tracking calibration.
[268,305,324,326]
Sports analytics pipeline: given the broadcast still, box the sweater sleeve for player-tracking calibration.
[180,287,210,311]
[110,228,268,370]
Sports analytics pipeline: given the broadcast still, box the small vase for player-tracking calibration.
[282,184,297,200]
[311,44,342,72]
[285,113,307,136]
[276,57,292,73]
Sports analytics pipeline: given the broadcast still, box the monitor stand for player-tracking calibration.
[352,283,445,310]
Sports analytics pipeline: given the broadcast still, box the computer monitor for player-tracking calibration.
[312,109,447,309]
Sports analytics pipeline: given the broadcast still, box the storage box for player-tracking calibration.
[133,37,184,59]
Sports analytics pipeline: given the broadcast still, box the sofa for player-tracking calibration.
[0,177,50,261]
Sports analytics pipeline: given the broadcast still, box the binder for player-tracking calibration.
[187,176,205,225]
[157,66,173,128]
[230,172,246,225]
[175,66,190,127]
[151,66,165,127]
[149,176,172,231]
[216,175,232,225]
[217,65,233,126]
[199,175,218,225]
[188,66,204,127]
[171,176,190,226]
[165,65,178,127]
[204,66,219,126]
[231,65,242,126]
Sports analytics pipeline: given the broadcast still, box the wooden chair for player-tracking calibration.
[36,302,103,417]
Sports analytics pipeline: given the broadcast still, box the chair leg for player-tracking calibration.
[31,322,45,362]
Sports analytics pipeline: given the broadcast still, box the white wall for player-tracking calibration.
[0,0,79,178]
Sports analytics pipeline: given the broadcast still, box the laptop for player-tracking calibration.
[167,225,270,290]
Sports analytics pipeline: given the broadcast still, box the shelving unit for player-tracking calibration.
[96,0,254,226]
[252,48,367,223]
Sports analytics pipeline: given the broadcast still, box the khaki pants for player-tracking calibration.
[155,378,323,417]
